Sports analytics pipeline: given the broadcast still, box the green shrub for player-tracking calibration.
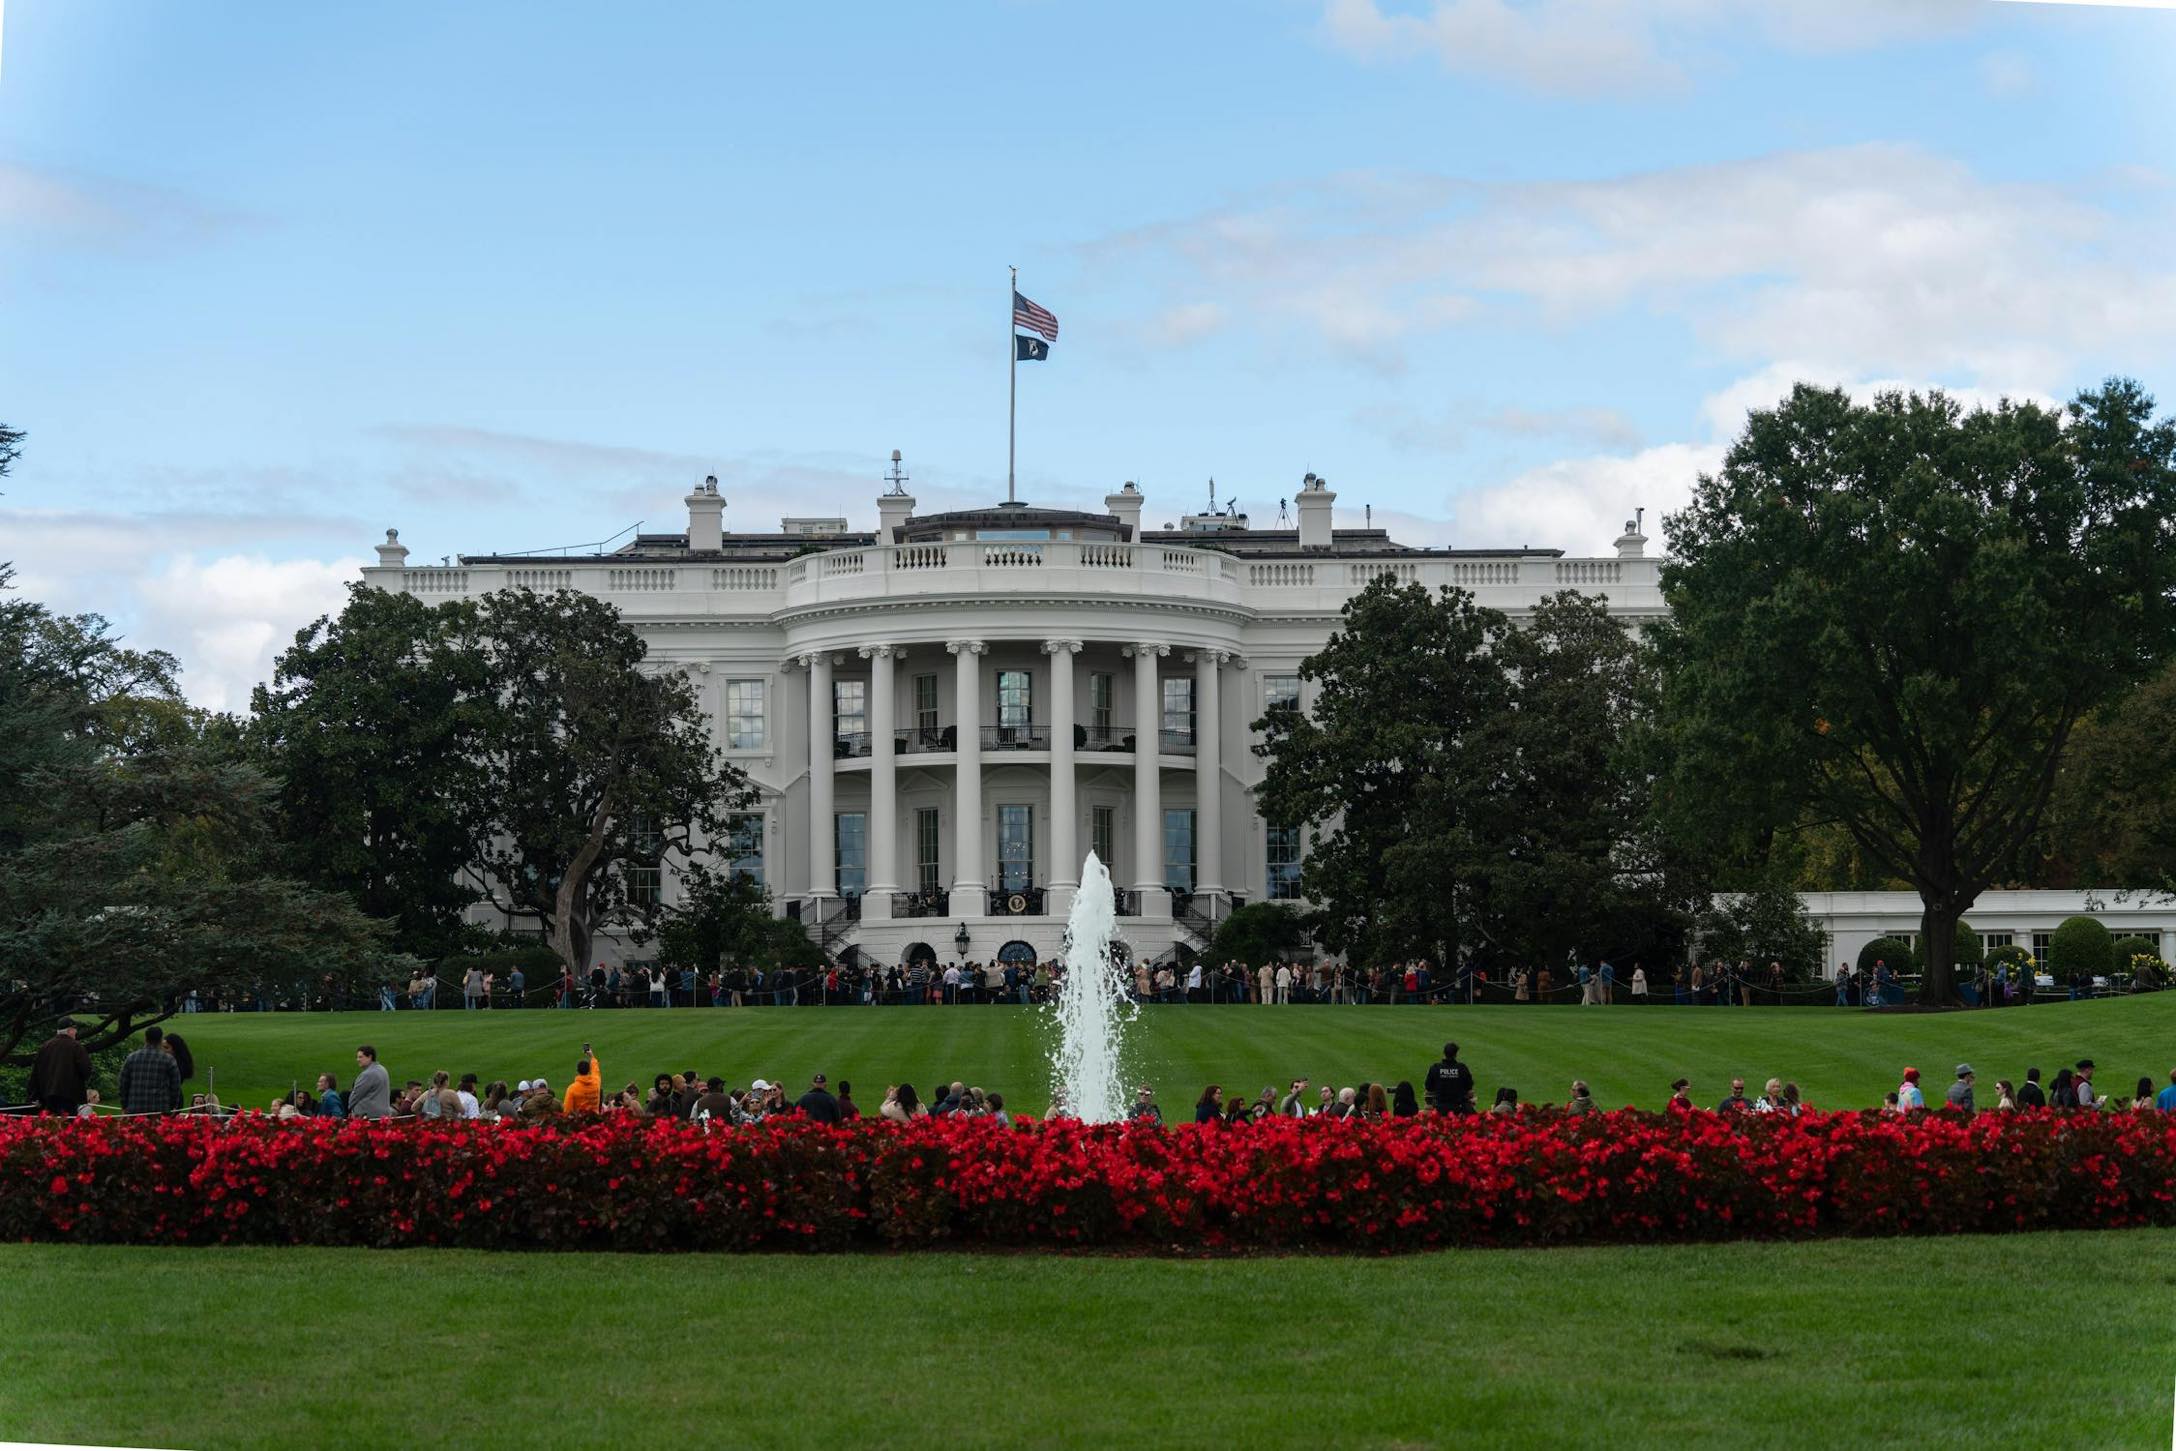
[1856,936,1913,973]
[2110,935,2159,966]
[1985,943,2034,975]
[2046,916,2115,984]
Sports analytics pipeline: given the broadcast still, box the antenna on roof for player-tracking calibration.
[1277,497,1290,526]
[885,449,910,496]
[1365,504,1371,528]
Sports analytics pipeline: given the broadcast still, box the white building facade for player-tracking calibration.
[363,474,1664,969]
[1801,890,2175,976]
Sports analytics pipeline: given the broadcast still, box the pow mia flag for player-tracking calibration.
[1012,290,1058,362]
[1015,334,1049,362]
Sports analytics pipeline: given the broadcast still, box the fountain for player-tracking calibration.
[1049,852,1132,1123]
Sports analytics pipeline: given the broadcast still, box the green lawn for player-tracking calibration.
[3,1233,2171,1449]
[156,993,2176,1115]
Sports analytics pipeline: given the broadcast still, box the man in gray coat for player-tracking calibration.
[1946,1063,1976,1112]
[349,1045,391,1120]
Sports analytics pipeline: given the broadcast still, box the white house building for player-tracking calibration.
[361,470,1664,969]
[1801,890,2175,977]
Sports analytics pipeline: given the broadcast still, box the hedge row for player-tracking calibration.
[4,1110,2173,1254]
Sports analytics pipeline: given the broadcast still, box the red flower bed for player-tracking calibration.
[3,1110,2172,1253]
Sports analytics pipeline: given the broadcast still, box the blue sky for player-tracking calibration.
[4,0,2175,706]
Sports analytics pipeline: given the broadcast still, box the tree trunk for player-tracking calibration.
[551,791,616,980]
[1916,901,1959,1005]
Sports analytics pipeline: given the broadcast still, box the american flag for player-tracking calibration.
[1012,290,1059,343]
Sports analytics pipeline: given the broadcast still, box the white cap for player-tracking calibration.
[751,1078,771,1091]
[516,1080,533,1092]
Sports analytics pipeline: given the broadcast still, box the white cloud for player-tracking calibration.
[1454,364,2068,554]
[1319,0,1976,97]
[1087,144,2176,388]
[1141,302,1226,348]
[1355,398,1643,453]
[1979,49,2035,97]
[1454,440,1723,552]
[2,507,363,712]
[135,555,363,713]
[0,162,253,250]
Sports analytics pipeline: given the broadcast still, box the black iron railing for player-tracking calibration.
[898,888,951,918]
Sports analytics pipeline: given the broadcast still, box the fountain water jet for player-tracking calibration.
[1049,852,1131,1123]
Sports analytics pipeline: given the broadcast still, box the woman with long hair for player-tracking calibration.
[885,1082,925,1122]
[1193,1084,1223,1124]
[1391,1081,1419,1117]
[162,1032,195,1084]
[1365,1083,1389,1120]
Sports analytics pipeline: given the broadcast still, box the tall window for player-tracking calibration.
[1266,825,1302,900]
[1090,672,1114,734]
[997,805,1033,891]
[1161,677,1194,747]
[835,812,867,897]
[915,807,942,893]
[834,679,866,747]
[2030,931,2055,967]
[628,809,661,860]
[1091,805,1115,873]
[997,669,1032,733]
[1264,674,1300,713]
[914,673,940,733]
[625,865,661,907]
[1163,808,1195,892]
[727,813,765,887]
[725,679,766,750]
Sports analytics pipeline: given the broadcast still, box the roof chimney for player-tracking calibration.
[686,475,724,553]
[1614,509,1648,559]
[1295,473,1336,551]
[1104,481,1144,540]
[877,449,915,539]
[375,528,410,568]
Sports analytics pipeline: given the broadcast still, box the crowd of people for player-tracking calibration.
[21,1023,2176,1127]
[154,941,2148,1018]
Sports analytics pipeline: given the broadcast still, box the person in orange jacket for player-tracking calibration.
[563,1041,602,1114]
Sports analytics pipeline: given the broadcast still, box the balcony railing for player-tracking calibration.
[898,725,956,754]
[832,723,1194,759]
[990,885,1046,916]
[897,887,951,918]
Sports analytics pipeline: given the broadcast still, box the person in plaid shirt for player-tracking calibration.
[118,1025,184,1115]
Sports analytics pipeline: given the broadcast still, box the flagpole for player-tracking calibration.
[1007,264,1018,505]
[1005,264,1014,509]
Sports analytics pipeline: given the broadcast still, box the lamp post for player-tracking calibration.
[954,922,971,958]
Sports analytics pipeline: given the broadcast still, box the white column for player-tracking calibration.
[1127,642,1168,913]
[862,644,899,919]
[1043,639,1082,916]
[803,651,835,900]
[948,640,987,915]
[1194,649,1226,899]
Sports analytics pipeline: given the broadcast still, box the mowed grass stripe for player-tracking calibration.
[1,1233,2170,1450]
[154,994,2176,1114]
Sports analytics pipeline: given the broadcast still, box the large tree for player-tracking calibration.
[458,588,751,976]
[250,585,492,960]
[0,564,400,1064]
[1471,590,1683,968]
[2039,658,2176,897]
[1255,578,1511,964]
[1654,380,2176,1003]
